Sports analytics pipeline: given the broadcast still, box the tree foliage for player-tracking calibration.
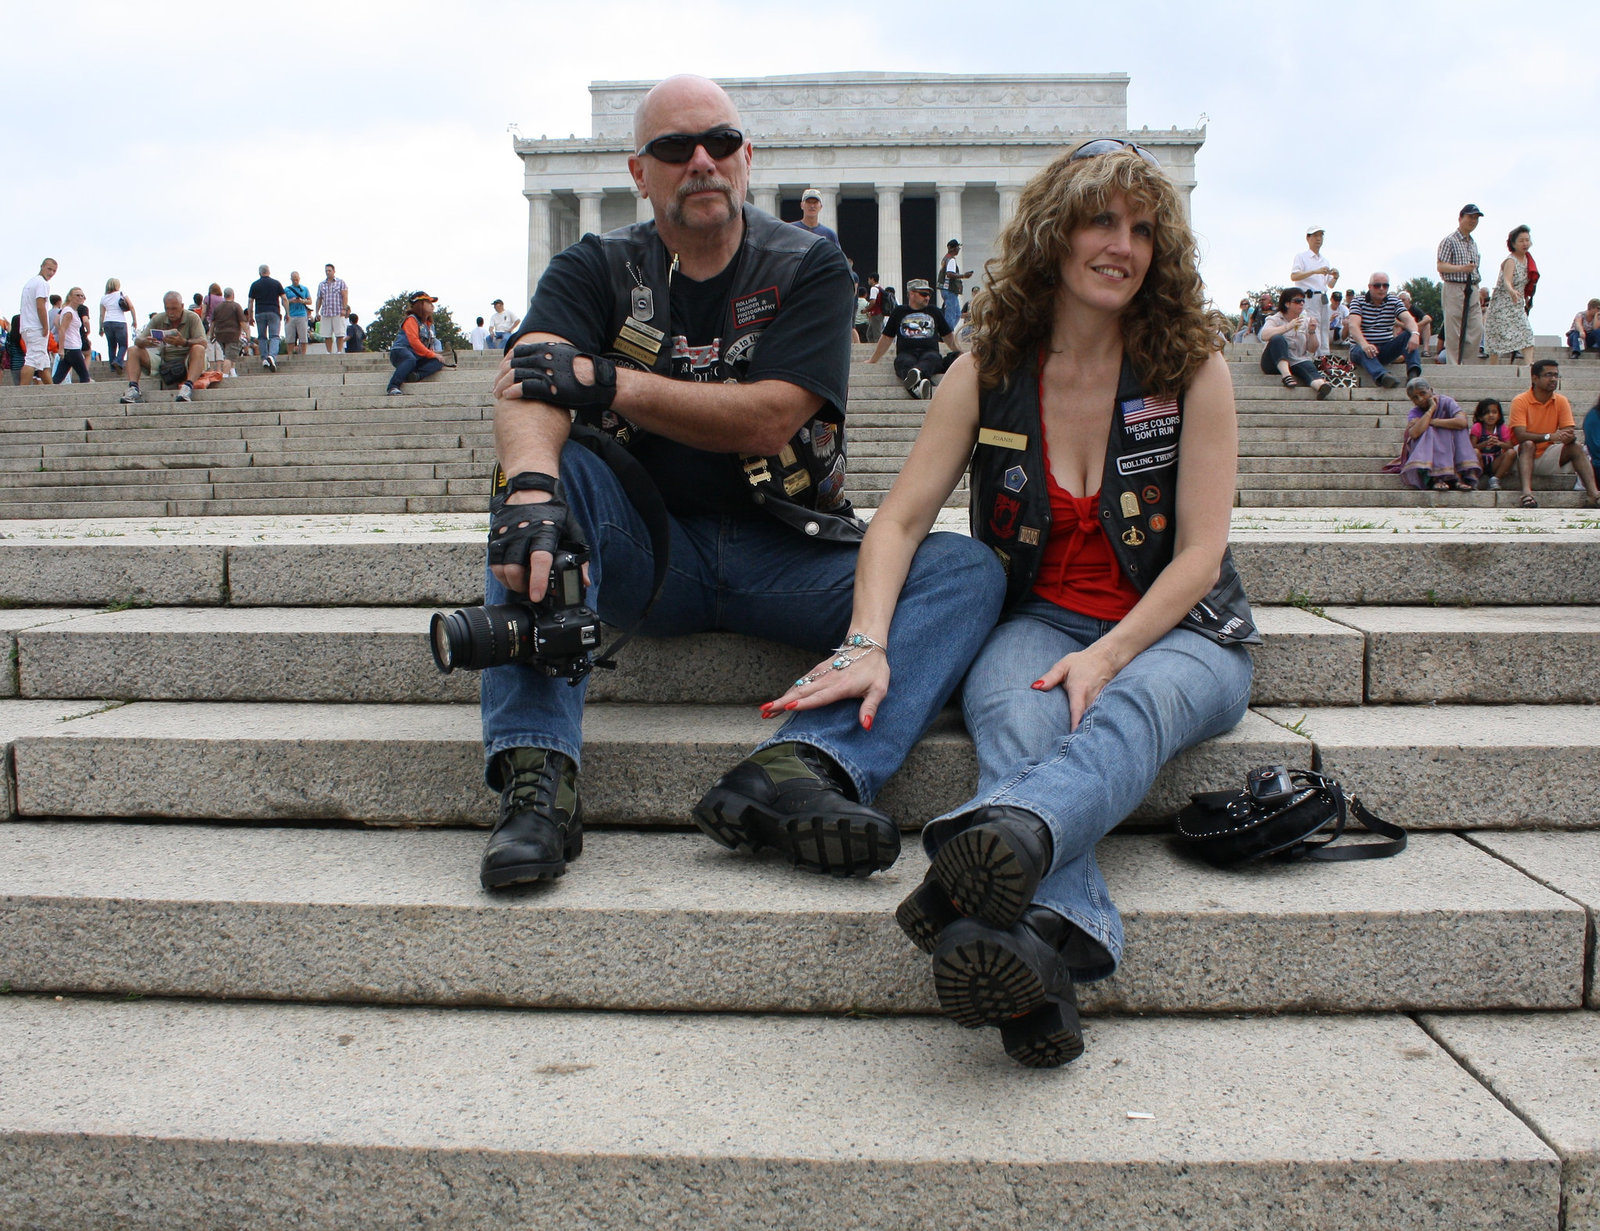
[1401,276,1445,326]
[364,292,470,355]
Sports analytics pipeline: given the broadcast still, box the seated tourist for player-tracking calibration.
[1568,300,1600,359]
[119,291,206,404]
[386,291,445,395]
[1397,289,1434,360]
[1384,376,1480,491]
[866,278,959,399]
[1511,359,1600,507]
[769,139,1257,1068]
[1470,398,1516,490]
[1258,287,1332,399]
[1346,273,1422,388]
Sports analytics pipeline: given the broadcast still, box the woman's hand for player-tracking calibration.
[762,647,889,731]
[1033,642,1121,733]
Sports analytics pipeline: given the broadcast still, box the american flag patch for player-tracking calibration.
[1121,395,1179,426]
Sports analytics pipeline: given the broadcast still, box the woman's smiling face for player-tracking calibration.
[1058,191,1154,314]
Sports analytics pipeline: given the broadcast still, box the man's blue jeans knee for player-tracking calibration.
[1349,331,1418,381]
[479,440,1006,803]
[925,599,1253,980]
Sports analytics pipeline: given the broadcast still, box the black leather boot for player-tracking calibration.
[479,747,583,889]
[928,805,1054,930]
[692,742,900,877]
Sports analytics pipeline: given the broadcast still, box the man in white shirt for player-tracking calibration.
[487,299,519,351]
[1289,227,1338,358]
[18,258,56,386]
[469,317,489,351]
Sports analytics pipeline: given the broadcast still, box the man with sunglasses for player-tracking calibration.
[477,74,1003,892]
[1346,272,1423,389]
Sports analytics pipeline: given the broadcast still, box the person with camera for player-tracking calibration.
[477,74,1002,892]
[762,140,1257,1067]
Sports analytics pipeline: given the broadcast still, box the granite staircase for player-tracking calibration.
[1,501,1598,1228]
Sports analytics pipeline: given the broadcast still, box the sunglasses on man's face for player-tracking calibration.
[1371,282,1389,288]
[635,127,745,163]
[1069,138,1162,169]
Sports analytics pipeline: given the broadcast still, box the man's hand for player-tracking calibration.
[1555,426,1578,445]
[1406,334,1420,352]
[497,342,617,414]
[1361,341,1378,358]
[488,483,570,601]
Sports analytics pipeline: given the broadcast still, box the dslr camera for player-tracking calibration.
[429,547,602,682]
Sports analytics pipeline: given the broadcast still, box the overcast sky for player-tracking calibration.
[10,1,1598,340]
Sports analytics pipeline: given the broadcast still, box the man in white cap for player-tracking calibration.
[1289,227,1338,358]
[792,188,839,247]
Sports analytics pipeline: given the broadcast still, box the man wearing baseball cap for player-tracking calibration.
[867,278,959,399]
[386,291,445,395]
[488,298,520,351]
[938,239,970,333]
[1289,227,1338,359]
[1437,205,1485,364]
[792,188,839,247]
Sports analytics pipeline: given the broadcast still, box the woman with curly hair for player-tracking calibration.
[764,140,1258,1068]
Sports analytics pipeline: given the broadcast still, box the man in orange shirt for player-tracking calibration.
[1510,359,1600,507]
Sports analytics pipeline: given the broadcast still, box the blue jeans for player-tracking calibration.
[1567,328,1600,357]
[103,322,128,368]
[923,598,1254,981]
[256,311,281,358]
[388,350,444,390]
[1348,331,1419,381]
[488,331,509,351]
[480,440,1006,801]
[940,289,961,333]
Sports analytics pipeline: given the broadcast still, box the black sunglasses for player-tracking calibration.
[1371,281,1389,287]
[1069,138,1162,169]
[636,126,745,163]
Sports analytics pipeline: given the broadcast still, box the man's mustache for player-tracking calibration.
[676,176,736,203]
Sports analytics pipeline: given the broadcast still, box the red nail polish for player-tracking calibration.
[861,714,873,731]
[784,701,798,711]
[1031,680,1046,690]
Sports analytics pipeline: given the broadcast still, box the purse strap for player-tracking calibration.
[1298,772,1406,861]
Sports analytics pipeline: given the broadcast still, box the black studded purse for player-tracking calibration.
[1173,765,1405,869]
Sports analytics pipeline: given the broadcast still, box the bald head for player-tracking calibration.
[633,74,741,151]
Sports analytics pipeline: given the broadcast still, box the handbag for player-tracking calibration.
[1172,765,1405,868]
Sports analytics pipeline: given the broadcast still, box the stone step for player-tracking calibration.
[1237,489,1595,508]
[0,996,1558,1231]
[7,605,1353,707]
[0,824,1584,1014]
[1470,830,1600,1004]
[3,517,1598,607]
[7,701,1306,827]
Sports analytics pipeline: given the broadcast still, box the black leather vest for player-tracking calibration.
[968,357,1260,646]
[592,206,863,543]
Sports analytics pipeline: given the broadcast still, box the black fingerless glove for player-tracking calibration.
[488,472,572,577]
[510,341,617,414]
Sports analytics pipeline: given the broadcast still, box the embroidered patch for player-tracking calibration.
[1142,484,1161,504]
[1121,394,1179,426]
[1119,491,1140,518]
[1003,465,1028,493]
[1018,526,1040,546]
[989,493,1022,539]
[978,427,1028,451]
[812,421,837,462]
[1148,513,1168,532]
[723,330,762,368]
[1116,448,1177,476]
[784,469,811,496]
[1121,527,1146,547]
[733,287,781,329]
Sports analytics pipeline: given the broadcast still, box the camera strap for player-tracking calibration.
[567,420,670,671]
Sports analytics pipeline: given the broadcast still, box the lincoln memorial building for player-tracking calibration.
[515,72,1204,303]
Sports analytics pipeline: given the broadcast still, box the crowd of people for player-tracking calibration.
[1225,214,1600,504]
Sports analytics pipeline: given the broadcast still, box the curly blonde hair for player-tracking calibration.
[969,142,1225,395]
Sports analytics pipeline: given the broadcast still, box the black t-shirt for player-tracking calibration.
[883,303,947,360]
[518,228,854,518]
[248,277,285,317]
[345,323,366,352]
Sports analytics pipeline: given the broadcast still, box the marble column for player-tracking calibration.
[525,190,552,303]
[577,190,604,238]
[998,185,1023,226]
[936,183,965,277]
[753,187,779,217]
[876,184,902,296]
[815,186,838,234]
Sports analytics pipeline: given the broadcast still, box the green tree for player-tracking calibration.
[364,292,470,355]
[1401,276,1444,327]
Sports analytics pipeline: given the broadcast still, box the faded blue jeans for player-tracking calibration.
[924,597,1254,980]
[480,440,1006,801]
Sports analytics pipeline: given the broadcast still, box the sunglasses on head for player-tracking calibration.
[636,126,745,163]
[1069,138,1162,169]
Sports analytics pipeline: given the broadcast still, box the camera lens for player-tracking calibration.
[429,604,531,673]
